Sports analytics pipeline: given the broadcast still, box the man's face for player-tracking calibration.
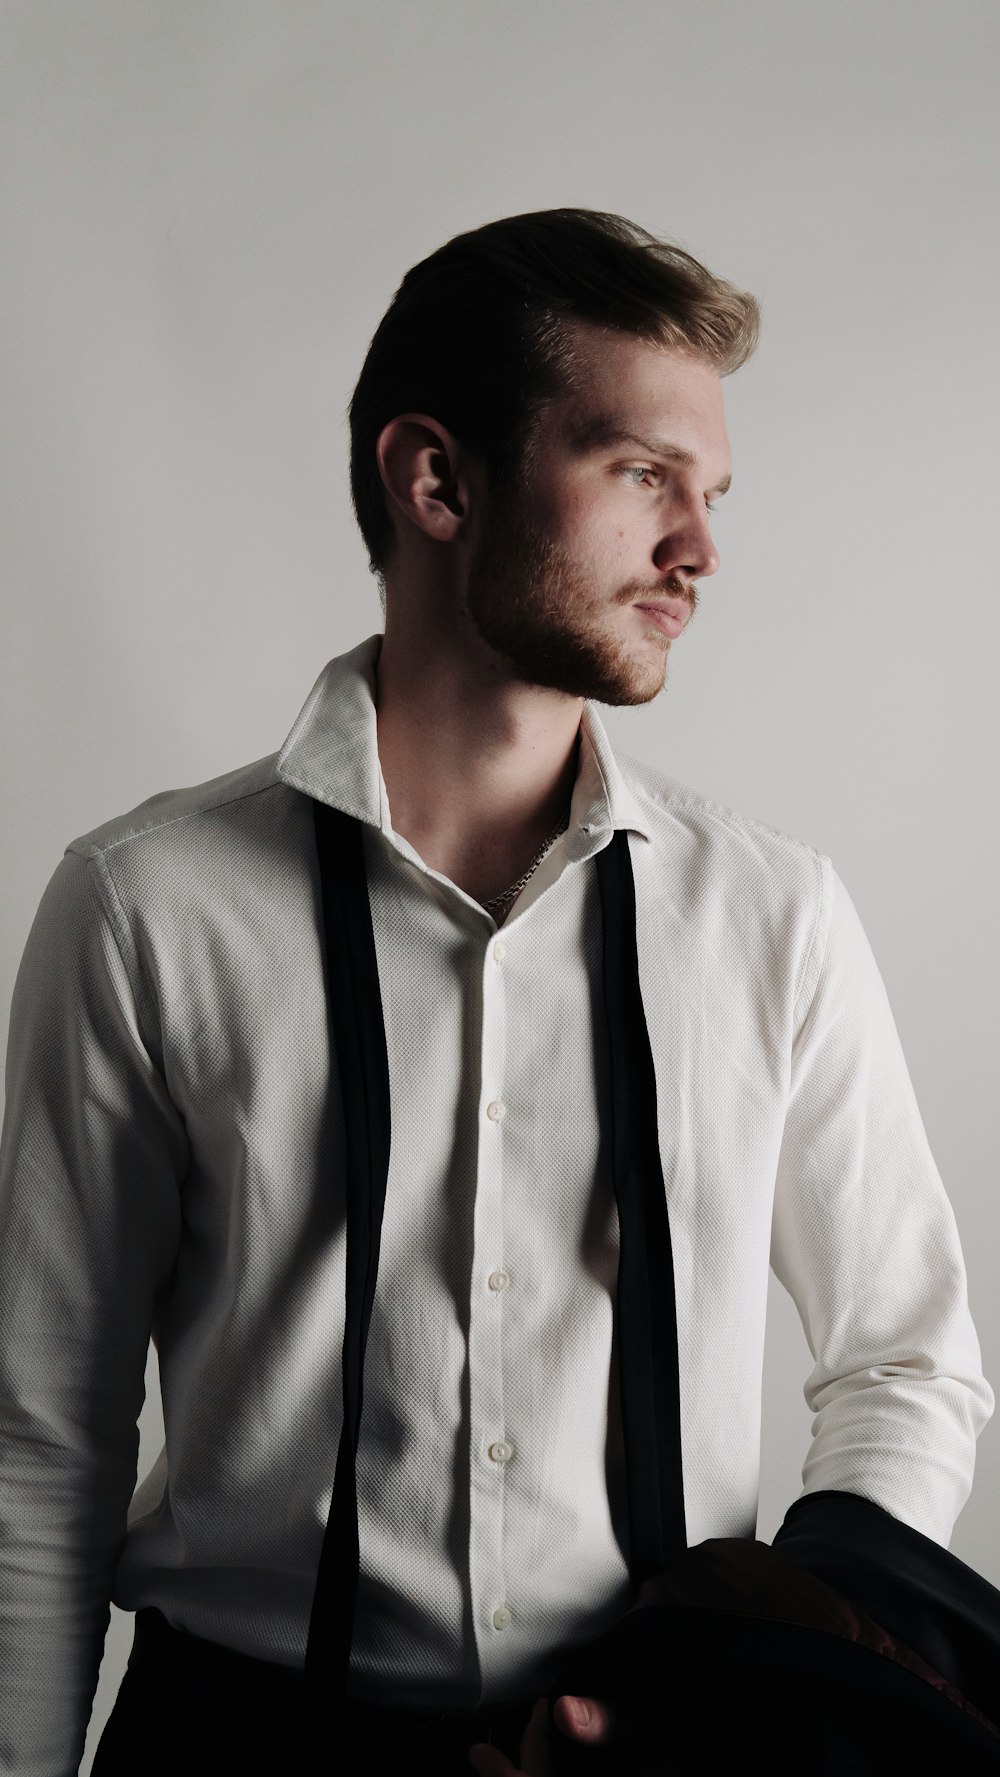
[464,324,732,705]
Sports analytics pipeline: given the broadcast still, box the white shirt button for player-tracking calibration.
[488,1439,513,1465]
[486,1099,507,1122]
[488,1270,510,1293]
[492,939,507,963]
[493,1605,512,1631]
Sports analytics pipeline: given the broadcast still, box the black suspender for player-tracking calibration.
[304,804,391,1704]
[594,815,686,1578]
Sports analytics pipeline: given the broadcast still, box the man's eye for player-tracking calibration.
[621,465,655,486]
[706,500,718,514]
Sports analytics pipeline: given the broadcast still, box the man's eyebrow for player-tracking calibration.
[565,414,732,495]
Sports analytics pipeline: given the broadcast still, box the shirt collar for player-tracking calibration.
[275,631,652,849]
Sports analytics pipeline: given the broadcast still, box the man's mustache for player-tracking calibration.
[618,576,698,616]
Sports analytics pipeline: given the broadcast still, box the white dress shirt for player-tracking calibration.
[0,630,992,1775]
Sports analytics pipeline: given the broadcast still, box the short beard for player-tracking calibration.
[464,467,686,707]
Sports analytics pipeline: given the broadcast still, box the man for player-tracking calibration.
[0,209,996,1776]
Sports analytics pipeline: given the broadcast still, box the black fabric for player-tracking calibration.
[772,1489,1000,1731]
[546,1591,1000,1774]
[543,1504,1000,1772]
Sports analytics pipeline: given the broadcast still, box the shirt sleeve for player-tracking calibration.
[769,852,993,1548]
[0,847,187,1777]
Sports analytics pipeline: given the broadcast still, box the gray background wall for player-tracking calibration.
[1,3,997,1769]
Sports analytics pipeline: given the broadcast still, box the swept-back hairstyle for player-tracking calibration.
[348,208,759,577]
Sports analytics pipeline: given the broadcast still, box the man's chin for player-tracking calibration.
[500,641,667,708]
[465,585,670,704]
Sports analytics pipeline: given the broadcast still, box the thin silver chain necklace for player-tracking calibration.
[482,800,573,925]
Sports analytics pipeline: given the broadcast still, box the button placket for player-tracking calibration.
[468,909,511,1681]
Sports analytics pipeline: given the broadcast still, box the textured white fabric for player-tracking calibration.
[0,630,992,1773]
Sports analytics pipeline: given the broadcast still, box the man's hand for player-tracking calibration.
[468,1694,614,1776]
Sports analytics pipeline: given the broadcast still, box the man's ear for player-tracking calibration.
[375,413,475,547]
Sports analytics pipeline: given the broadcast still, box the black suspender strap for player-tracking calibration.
[303,800,685,1715]
[304,803,392,1709]
[594,822,687,1580]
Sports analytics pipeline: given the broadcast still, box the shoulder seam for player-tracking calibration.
[74,848,160,1051]
[623,763,824,865]
[791,851,833,1034]
[65,772,283,863]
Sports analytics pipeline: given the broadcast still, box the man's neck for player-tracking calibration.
[372,624,584,897]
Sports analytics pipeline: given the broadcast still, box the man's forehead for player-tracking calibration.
[552,334,726,430]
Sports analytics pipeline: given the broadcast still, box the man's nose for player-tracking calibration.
[652,503,720,583]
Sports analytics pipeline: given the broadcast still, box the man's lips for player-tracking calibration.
[632,597,690,638]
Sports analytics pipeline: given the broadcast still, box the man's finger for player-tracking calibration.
[552,1693,614,1742]
[517,1697,553,1775]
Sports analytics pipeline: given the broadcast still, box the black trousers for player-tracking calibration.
[91,1609,537,1776]
[90,1603,996,1777]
